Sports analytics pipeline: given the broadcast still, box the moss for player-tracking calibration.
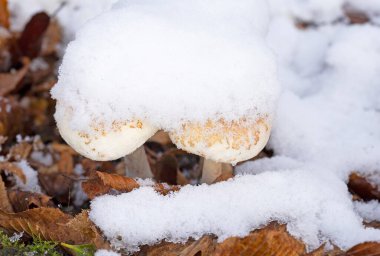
[0,230,61,256]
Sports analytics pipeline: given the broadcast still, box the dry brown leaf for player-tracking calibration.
[138,236,215,256]
[154,154,178,185]
[0,0,9,29]
[0,178,13,213]
[0,207,107,247]
[0,57,30,96]
[0,161,26,183]
[348,173,380,201]
[38,170,73,204]
[17,12,50,59]
[346,242,380,256]
[82,171,180,199]
[41,19,62,56]
[7,190,54,212]
[0,97,25,140]
[82,171,140,199]
[8,141,32,161]
[138,223,305,256]
[213,223,305,256]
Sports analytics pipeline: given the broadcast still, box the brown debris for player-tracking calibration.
[8,190,54,212]
[348,173,380,201]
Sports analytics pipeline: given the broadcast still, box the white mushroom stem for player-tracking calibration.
[124,145,153,179]
[201,158,233,184]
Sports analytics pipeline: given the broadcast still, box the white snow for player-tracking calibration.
[354,201,380,223]
[51,0,279,132]
[15,160,41,193]
[94,250,121,256]
[90,171,380,252]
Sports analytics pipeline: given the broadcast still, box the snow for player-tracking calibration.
[15,160,41,193]
[51,0,279,133]
[90,171,380,252]
[95,250,121,256]
[354,201,380,223]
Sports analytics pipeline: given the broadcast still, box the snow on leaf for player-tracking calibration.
[0,161,26,183]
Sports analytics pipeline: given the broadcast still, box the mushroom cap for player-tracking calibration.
[169,117,271,165]
[55,103,158,161]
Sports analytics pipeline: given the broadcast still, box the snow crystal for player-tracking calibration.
[95,250,121,256]
[51,0,279,132]
[90,171,380,252]
[15,160,41,193]
[354,201,380,223]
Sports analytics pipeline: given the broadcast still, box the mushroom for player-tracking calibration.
[51,0,279,183]
[55,102,158,161]
[169,117,272,183]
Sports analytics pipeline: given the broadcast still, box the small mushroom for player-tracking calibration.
[55,102,158,161]
[169,117,272,183]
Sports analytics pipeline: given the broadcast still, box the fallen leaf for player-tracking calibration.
[61,243,96,256]
[346,242,380,256]
[154,154,178,185]
[0,208,107,247]
[213,223,305,256]
[8,141,32,161]
[138,236,215,256]
[0,97,25,140]
[38,170,73,204]
[0,57,30,96]
[17,12,50,59]
[82,171,180,199]
[41,19,62,56]
[348,173,380,201]
[0,161,26,183]
[0,178,13,212]
[0,0,9,29]
[7,190,53,212]
[137,223,305,256]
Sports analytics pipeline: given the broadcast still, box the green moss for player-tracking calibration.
[0,230,61,255]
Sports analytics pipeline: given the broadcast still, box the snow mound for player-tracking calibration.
[51,0,279,132]
[90,171,380,252]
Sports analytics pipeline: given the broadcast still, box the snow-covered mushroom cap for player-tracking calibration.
[51,0,279,162]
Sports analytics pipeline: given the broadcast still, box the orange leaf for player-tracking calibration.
[82,171,180,199]
[0,58,30,96]
[0,0,9,29]
[348,173,380,201]
[213,223,305,256]
[7,190,54,212]
[0,161,26,183]
[0,178,13,213]
[346,242,380,256]
[0,208,108,247]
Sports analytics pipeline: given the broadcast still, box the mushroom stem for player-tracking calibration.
[124,145,153,179]
[201,158,233,184]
